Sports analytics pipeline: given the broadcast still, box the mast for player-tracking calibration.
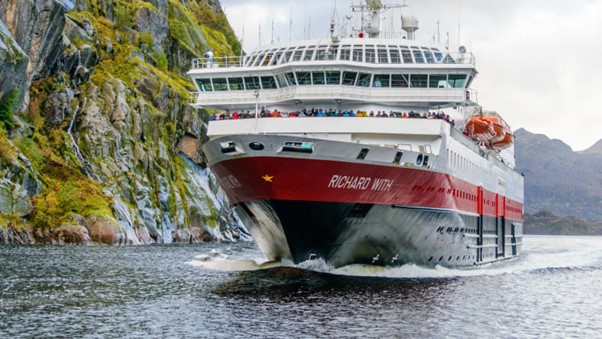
[351,0,408,38]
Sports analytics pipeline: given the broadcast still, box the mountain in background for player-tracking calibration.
[0,0,245,244]
[579,139,602,155]
[514,128,602,222]
[524,211,602,235]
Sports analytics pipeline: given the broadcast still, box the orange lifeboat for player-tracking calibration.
[481,112,513,149]
[465,111,514,150]
[491,131,513,150]
[465,115,496,142]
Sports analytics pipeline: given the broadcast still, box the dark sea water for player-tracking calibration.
[1,236,601,338]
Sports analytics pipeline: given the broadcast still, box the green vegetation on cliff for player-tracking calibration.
[0,89,18,129]
[0,0,241,243]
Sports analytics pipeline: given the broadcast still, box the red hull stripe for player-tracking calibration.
[211,156,524,221]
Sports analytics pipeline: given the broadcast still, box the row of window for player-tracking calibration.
[245,44,461,67]
[195,72,469,92]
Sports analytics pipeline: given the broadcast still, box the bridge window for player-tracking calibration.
[291,50,303,62]
[326,71,341,85]
[365,45,376,63]
[270,52,282,66]
[432,48,443,62]
[316,46,328,60]
[411,48,424,63]
[275,73,288,87]
[262,53,273,66]
[244,76,260,90]
[285,72,297,86]
[326,46,338,60]
[340,45,351,60]
[429,74,447,88]
[296,72,312,85]
[228,77,244,90]
[260,76,277,89]
[303,48,315,61]
[409,74,427,88]
[373,74,390,87]
[212,78,228,91]
[252,55,263,67]
[378,46,389,63]
[342,71,358,85]
[423,48,435,63]
[448,74,467,88]
[391,74,409,87]
[358,73,371,87]
[312,71,325,85]
[352,47,363,62]
[401,48,413,63]
[195,78,213,92]
[283,51,293,63]
[389,47,401,63]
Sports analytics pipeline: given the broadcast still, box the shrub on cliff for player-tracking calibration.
[0,89,19,129]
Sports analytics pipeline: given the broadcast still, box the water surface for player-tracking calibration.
[1,236,601,338]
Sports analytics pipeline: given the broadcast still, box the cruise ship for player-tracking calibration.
[188,1,524,267]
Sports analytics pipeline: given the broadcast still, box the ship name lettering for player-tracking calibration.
[371,178,394,192]
[328,175,371,190]
[328,175,394,192]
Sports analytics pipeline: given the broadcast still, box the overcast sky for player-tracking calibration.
[220,0,602,151]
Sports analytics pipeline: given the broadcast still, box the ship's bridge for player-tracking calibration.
[187,38,478,110]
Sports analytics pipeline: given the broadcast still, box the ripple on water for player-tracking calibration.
[1,236,601,338]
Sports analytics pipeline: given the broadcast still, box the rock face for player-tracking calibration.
[0,19,28,103]
[0,0,246,244]
[515,128,602,221]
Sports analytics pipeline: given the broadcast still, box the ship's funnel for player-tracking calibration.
[401,16,419,40]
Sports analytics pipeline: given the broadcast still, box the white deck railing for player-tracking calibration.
[191,52,475,70]
[190,86,466,108]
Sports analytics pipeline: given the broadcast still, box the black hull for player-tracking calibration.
[236,200,523,268]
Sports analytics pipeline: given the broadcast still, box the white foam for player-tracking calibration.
[187,236,602,277]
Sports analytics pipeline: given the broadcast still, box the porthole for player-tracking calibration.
[249,142,265,151]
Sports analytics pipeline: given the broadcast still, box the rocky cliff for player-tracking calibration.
[0,0,247,244]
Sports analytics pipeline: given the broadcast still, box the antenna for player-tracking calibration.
[304,0,308,39]
[289,7,293,41]
[240,15,245,57]
[458,0,462,48]
[271,16,274,44]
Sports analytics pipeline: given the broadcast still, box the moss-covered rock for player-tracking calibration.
[0,0,245,244]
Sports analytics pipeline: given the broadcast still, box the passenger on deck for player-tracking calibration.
[369,111,374,117]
